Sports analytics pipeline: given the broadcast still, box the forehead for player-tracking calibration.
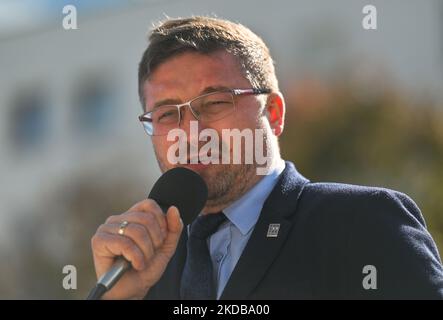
[143,51,250,110]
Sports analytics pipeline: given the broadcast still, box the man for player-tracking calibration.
[91,16,443,299]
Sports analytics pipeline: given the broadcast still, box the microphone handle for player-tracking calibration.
[86,257,130,300]
[97,257,131,289]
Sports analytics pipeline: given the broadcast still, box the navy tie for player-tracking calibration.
[180,212,227,300]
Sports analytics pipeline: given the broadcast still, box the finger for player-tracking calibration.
[127,199,168,235]
[98,223,155,265]
[158,206,183,255]
[106,212,165,248]
[92,231,146,271]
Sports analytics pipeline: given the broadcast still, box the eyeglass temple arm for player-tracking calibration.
[232,88,271,95]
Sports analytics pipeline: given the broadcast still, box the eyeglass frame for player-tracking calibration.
[138,88,271,136]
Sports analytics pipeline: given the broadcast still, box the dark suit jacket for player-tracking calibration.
[145,161,443,299]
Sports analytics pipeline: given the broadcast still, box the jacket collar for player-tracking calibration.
[220,161,309,299]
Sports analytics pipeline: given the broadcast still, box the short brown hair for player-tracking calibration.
[138,16,279,107]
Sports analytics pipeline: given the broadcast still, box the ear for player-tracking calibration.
[264,92,285,136]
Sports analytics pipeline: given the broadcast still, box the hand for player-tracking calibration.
[91,199,183,299]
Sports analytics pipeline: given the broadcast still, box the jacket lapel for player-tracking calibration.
[220,161,309,299]
[158,228,188,299]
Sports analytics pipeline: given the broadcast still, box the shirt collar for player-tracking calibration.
[223,158,286,236]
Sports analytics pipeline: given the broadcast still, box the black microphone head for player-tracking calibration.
[148,167,208,225]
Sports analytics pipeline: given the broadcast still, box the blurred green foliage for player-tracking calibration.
[280,78,443,257]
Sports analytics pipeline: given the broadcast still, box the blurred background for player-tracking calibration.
[0,0,442,299]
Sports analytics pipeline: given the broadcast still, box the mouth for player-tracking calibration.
[182,161,209,173]
[183,153,220,171]
[187,151,221,165]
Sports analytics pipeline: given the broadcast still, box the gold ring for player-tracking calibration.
[118,220,129,235]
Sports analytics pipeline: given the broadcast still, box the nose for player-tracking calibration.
[179,104,199,124]
[179,105,208,140]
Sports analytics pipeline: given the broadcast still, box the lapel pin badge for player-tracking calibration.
[267,223,280,238]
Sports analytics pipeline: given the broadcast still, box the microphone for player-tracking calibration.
[86,167,208,300]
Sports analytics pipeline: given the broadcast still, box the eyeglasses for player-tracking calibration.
[138,88,271,136]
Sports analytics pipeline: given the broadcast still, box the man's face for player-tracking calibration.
[142,50,274,211]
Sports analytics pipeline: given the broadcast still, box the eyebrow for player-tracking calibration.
[151,85,231,110]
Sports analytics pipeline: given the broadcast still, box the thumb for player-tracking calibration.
[161,206,184,251]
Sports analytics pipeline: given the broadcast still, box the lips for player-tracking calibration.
[187,157,202,164]
[183,162,209,173]
[183,154,219,172]
[187,152,220,165]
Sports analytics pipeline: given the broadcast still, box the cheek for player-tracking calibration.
[238,102,263,123]
[152,137,172,157]
[217,107,257,131]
